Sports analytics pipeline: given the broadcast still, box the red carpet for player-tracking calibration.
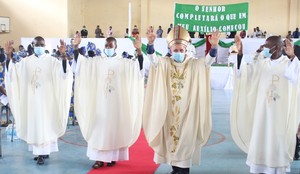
[88,130,158,174]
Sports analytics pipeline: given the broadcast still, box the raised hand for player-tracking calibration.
[146,26,156,45]
[208,30,221,48]
[4,40,14,61]
[133,34,142,50]
[72,33,82,49]
[284,39,295,59]
[58,39,67,60]
[234,34,243,55]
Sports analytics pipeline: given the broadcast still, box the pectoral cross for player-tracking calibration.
[267,75,280,103]
[104,69,115,96]
[31,67,42,93]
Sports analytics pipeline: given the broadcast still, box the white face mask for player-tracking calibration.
[34,47,45,56]
[172,52,185,62]
[262,46,276,58]
[104,48,115,57]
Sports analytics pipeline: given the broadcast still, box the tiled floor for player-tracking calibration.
[155,90,300,174]
[0,90,300,174]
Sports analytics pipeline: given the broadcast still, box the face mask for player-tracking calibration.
[262,46,276,58]
[34,47,45,56]
[172,52,185,63]
[104,48,115,57]
[262,47,271,58]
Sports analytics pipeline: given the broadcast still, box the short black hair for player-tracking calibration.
[33,36,45,43]
[34,36,44,41]
[266,36,283,47]
[106,37,117,45]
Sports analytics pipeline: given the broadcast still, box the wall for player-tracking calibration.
[67,0,83,37]
[80,0,300,38]
[0,0,68,47]
[82,0,141,38]
[298,0,300,28]
[0,0,299,48]
[248,0,289,36]
[146,0,296,38]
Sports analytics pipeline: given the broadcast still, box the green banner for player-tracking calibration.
[192,39,206,47]
[218,40,235,48]
[192,39,234,48]
[294,40,300,46]
[174,2,248,33]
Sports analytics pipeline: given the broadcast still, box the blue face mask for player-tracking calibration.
[104,48,115,57]
[34,47,45,56]
[262,46,276,58]
[172,52,185,63]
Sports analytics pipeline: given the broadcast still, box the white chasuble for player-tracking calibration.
[5,54,73,145]
[74,55,144,151]
[231,55,300,169]
[143,57,212,168]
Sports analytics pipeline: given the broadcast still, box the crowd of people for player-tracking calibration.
[1,25,300,174]
[77,24,300,41]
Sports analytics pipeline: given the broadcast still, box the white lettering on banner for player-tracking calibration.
[176,13,219,21]
[177,23,189,30]
[192,24,246,32]
[174,3,248,32]
[193,25,217,32]
[200,6,226,12]
[239,12,247,19]
[218,24,246,32]
[220,15,224,21]
[225,14,236,21]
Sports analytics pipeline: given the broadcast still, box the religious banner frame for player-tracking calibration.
[174,2,248,33]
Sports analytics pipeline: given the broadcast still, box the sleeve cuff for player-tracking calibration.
[237,54,243,69]
[147,44,155,54]
[209,48,217,57]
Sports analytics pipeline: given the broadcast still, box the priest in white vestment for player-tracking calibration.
[4,37,73,165]
[143,26,220,174]
[231,35,300,174]
[72,34,144,169]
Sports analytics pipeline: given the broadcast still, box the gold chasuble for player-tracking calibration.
[5,54,73,145]
[231,55,300,168]
[74,56,144,151]
[143,57,212,168]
